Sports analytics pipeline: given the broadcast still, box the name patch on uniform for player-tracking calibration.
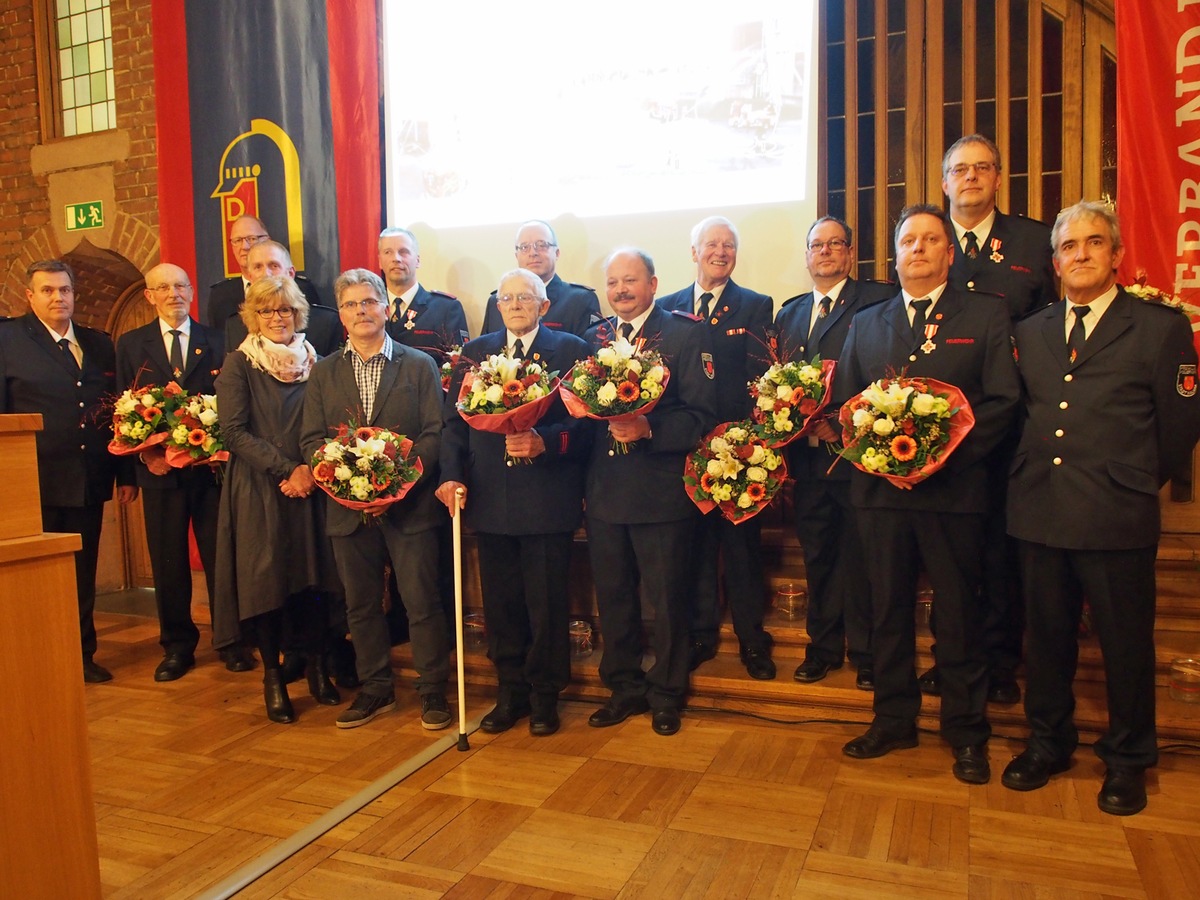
[944,338,975,345]
[1010,265,1032,274]
[701,352,715,379]
[1179,364,1197,397]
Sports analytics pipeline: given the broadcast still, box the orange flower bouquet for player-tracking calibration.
[108,381,188,475]
[456,351,560,465]
[164,392,230,468]
[560,336,670,454]
[311,425,423,515]
[749,357,837,447]
[683,421,788,524]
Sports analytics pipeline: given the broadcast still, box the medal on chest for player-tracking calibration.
[920,323,939,354]
[403,309,417,330]
[989,238,1004,263]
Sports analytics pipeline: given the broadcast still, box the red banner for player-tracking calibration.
[1117,1,1200,351]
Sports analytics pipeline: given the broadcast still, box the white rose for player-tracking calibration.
[748,444,766,465]
[141,393,157,408]
[647,365,665,383]
[709,437,730,454]
[776,385,794,403]
[198,408,218,427]
[626,358,642,375]
[596,382,618,406]
[746,466,767,483]
[736,492,754,509]
[757,394,775,411]
[706,459,724,478]
[872,416,895,436]
[484,384,504,405]
[323,442,344,461]
[910,392,936,417]
[334,464,352,481]
[596,346,617,366]
[852,407,875,429]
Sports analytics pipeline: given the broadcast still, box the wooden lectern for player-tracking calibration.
[0,414,101,898]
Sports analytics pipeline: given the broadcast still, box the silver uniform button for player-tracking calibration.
[1055,429,1064,437]
[909,355,917,362]
[1059,401,1068,409]
[1064,374,1073,382]
[1053,457,1062,465]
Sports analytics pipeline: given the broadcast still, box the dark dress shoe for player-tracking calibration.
[83,660,113,683]
[952,743,991,784]
[306,656,341,706]
[688,641,717,672]
[651,708,681,736]
[1098,768,1147,816]
[855,666,875,691]
[793,658,842,684]
[1001,750,1070,791]
[154,653,194,682]
[987,674,1021,705]
[588,695,649,728]
[843,726,919,759]
[918,666,941,696]
[220,646,257,672]
[263,669,296,724]
[480,700,532,734]
[279,652,306,684]
[529,696,560,736]
[741,647,776,680]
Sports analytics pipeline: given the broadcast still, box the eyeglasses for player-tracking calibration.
[338,297,384,312]
[497,293,541,307]
[257,307,296,319]
[808,239,849,252]
[230,234,269,247]
[515,241,556,254]
[148,282,192,294]
[946,161,996,178]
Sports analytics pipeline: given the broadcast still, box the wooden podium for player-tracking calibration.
[0,414,101,898]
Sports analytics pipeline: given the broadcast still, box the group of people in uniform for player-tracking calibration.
[2,134,1197,816]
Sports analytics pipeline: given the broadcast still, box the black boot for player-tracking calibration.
[307,655,341,706]
[264,669,296,724]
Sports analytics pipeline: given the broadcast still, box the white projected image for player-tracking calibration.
[383,1,816,227]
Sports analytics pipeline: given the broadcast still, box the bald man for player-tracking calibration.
[116,263,238,681]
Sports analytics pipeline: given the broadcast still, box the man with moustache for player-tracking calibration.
[301,268,451,730]
[438,268,591,736]
[656,216,776,679]
[0,260,136,682]
[207,214,323,328]
[481,220,601,338]
[773,218,892,689]
[379,227,469,363]
[116,263,236,680]
[223,241,343,358]
[921,134,1059,706]
[835,205,1019,784]
[1002,201,1200,816]
[584,248,718,736]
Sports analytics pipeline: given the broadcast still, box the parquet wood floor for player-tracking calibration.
[85,606,1200,899]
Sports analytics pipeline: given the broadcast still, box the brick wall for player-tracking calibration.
[110,0,158,225]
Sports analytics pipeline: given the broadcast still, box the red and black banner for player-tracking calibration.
[152,0,380,316]
[1116,1,1200,350]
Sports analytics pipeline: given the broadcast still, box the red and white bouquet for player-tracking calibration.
[109,381,189,474]
[164,392,229,467]
[456,351,561,464]
[749,357,836,447]
[837,375,974,488]
[311,425,423,515]
[683,421,788,523]
[560,336,670,454]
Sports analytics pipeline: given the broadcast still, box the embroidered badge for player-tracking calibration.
[701,352,715,379]
[989,238,1004,263]
[1179,364,1197,397]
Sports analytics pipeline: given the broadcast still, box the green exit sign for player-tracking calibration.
[65,201,104,231]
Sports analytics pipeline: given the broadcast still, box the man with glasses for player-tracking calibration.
[437,268,591,736]
[301,269,452,730]
[774,217,893,689]
[481,220,600,338]
[379,227,469,363]
[116,263,232,681]
[920,134,1059,707]
[657,216,775,680]
[207,215,324,330]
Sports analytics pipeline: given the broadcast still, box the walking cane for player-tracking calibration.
[452,486,470,751]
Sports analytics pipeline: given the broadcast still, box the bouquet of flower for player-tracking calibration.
[440,345,463,393]
[683,421,788,523]
[163,392,229,468]
[456,351,561,465]
[560,336,670,454]
[749,357,837,447]
[311,425,423,515]
[837,375,974,488]
[108,381,189,474]
[1126,271,1200,355]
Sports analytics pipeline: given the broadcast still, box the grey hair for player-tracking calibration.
[334,268,387,305]
[1050,200,1123,254]
[690,215,739,249]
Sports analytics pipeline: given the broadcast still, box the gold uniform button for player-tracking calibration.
[1055,429,1064,437]
[909,355,917,362]
[1064,374,1073,382]
[1059,401,1069,409]
[1053,457,1062,465]
[967,281,976,289]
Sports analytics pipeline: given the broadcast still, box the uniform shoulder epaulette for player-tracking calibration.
[670,309,703,322]
[568,281,598,293]
[1016,299,1061,323]
[429,289,459,300]
[209,276,240,289]
[487,289,499,300]
[295,273,314,284]
[780,291,809,308]
[1124,284,1189,315]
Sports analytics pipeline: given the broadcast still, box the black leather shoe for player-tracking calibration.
[918,666,941,696]
[952,743,991,784]
[279,652,306,684]
[154,653,194,682]
[855,666,875,691]
[83,660,113,683]
[651,708,681,736]
[1001,750,1070,791]
[842,726,919,759]
[688,641,717,672]
[588,695,649,728]
[529,695,560,736]
[987,673,1021,705]
[480,700,532,734]
[306,656,341,706]
[741,647,776,680]
[793,658,842,684]
[1098,768,1147,816]
[220,646,256,673]
[263,669,296,724]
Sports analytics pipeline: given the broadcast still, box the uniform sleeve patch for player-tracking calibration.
[701,352,715,379]
[1179,364,1197,397]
